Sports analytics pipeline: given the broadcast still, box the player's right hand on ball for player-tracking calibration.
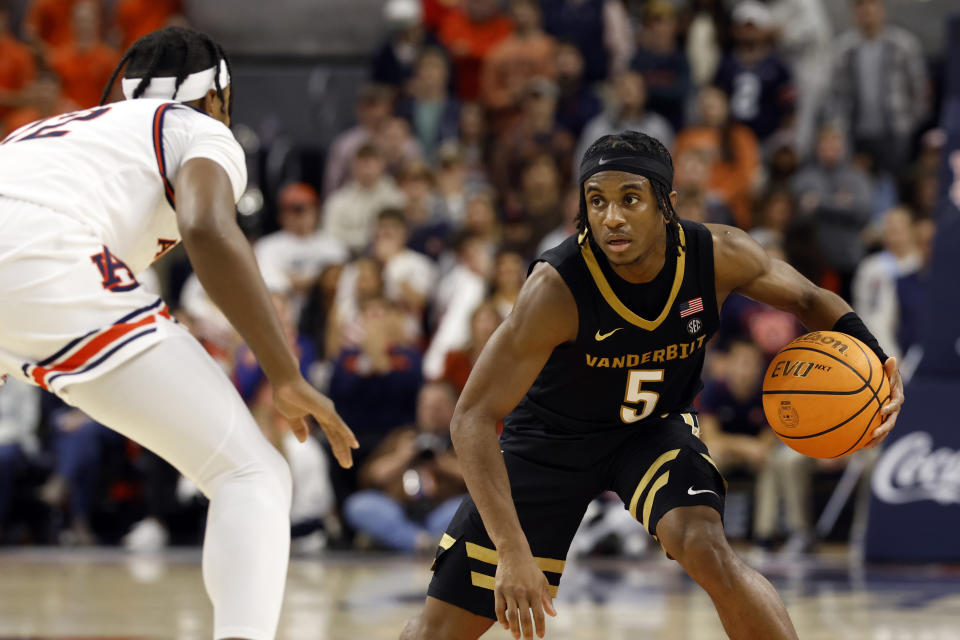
[494,547,557,639]
[273,376,359,468]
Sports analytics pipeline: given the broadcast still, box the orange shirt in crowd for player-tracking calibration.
[25,0,77,48]
[48,42,119,108]
[114,0,181,50]
[480,32,556,110]
[0,34,36,120]
[673,124,760,229]
[438,9,513,101]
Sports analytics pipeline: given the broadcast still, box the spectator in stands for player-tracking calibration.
[480,0,555,119]
[112,0,182,50]
[3,68,77,134]
[672,146,736,226]
[328,295,423,473]
[489,248,525,318]
[852,207,921,361]
[441,301,503,393]
[323,84,394,196]
[491,77,574,214]
[455,101,491,183]
[254,182,348,317]
[829,0,929,175]
[46,406,116,545]
[0,5,36,129]
[0,379,41,542]
[764,133,800,192]
[397,161,451,260]
[540,0,633,82]
[379,116,426,179]
[683,0,732,88]
[502,153,563,258]
[343,381,464,552]
[575,71,674,178]
[396,48,460,162]
[23,0,75,50]
[462,188,501,248]
[630,0,691,132]
[792,123,874,299]
[674,85,760,228]
[372,0,439,89]
[372,208,437,326]
[323,143,405,254]
[327,257,385,358]
[436,0,513,101]
[537,186,579,255]
[750,187,796,249]
[715,241,805,359]
[298,263,345,361]
[434,142,472,225]
[47,0,117,109]
[423,231,493,380]
[699,340,774,475]
[767,0,832,159]
[554,41,602,139]
[714,1,795,145]
[895,215,935,369]
[697,340,814,549]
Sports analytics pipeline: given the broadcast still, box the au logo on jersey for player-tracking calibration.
[90,246,138,292]
[686,317,702,335]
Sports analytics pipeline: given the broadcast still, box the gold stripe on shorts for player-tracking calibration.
[439,533,456,550]
[642,471,671,532]
[628,448,680,520]
[465,541,566,574]
[470,571,559,598]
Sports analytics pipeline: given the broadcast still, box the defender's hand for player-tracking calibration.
[864,358,904,449]
[273,377,358,467]
[494,547,557,639]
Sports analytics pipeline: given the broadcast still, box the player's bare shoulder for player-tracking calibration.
[507,261,579,348]
[705,223,770,295]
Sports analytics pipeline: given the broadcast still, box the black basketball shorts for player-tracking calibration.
[427,410,726,619]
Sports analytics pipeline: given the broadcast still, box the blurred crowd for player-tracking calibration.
[0,0,945,557]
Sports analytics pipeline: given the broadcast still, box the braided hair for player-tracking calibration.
[577,131,683,256]
[99,26,233,117]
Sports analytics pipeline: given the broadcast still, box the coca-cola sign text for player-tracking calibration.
[872,432,960,505]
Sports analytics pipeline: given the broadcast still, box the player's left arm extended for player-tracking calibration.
[175,158,357,465]
[708,224,904,447]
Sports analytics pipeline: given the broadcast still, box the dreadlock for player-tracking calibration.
[99,26,233,118]
[577,131,683,256]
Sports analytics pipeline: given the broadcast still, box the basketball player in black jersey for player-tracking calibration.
[400,132,904,640]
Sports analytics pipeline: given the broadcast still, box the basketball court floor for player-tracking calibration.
[0,547,957,640]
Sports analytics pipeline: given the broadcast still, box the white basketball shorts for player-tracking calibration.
[0,197,175,396]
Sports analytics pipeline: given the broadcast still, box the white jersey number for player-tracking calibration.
[620,369,664,423]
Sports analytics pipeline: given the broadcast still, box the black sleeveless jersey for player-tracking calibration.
[507,219,720,434]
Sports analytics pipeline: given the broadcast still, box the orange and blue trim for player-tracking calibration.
[23,298,171,391]
[152,103,178,208]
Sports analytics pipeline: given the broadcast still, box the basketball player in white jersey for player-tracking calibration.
[0,27,358,640]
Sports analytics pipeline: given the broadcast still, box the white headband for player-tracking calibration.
[121,59,230,102]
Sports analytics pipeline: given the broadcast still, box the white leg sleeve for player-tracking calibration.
[63,328,292,640]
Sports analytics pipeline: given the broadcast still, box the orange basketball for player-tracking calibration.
[761,331,891,459]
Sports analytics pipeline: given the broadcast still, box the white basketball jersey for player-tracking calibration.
[0,98,246,274]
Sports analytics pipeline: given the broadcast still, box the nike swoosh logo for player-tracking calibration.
[688,486,719,498]
[594,328,623,341]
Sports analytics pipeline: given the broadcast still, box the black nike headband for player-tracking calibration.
[578,154,674,189]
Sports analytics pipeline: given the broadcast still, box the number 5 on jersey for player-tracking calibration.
[621,369,664,423]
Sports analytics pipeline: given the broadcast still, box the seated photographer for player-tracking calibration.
[343,381,465,552]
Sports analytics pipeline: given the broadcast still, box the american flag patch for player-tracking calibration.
[679,297,704,318]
